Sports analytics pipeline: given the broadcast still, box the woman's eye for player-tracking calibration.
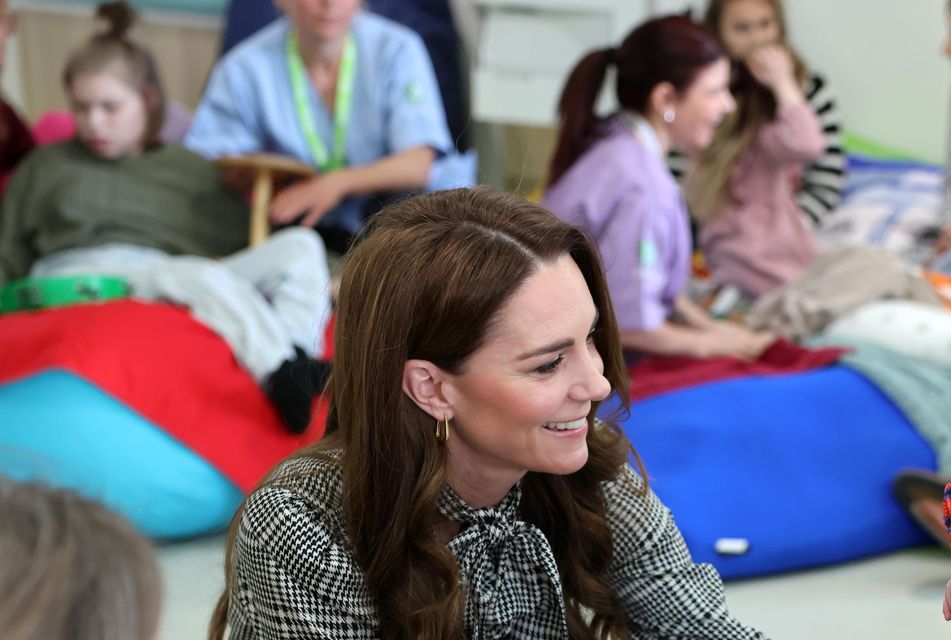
[535,355,565,375]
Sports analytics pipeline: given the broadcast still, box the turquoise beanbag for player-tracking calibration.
[0,370,243,539]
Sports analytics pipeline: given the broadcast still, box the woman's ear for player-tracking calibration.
[648,81,677,120]
[402,359,454,420]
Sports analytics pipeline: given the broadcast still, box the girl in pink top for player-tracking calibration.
[686,0,826,297]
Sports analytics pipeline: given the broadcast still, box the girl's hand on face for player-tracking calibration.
[269,172,351,228]
[746,45,803,104]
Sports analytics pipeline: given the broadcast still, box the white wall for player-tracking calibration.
[457,0,951,163]
[654,0,949,162]
[786,0,948,163]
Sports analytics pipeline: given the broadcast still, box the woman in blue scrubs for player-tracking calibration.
[186,0,469,253]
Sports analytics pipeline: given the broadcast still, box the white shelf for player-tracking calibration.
[470,0,653,126]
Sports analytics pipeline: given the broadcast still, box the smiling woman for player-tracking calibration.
[209,186,767,640]
[406,253,612,508]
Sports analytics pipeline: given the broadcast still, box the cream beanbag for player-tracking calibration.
[825,300,951,367]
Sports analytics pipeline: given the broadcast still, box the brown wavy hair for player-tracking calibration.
[0,477,161,640]
[548,15,724,186]
[685,0,808,220]
[209,186,646,639]
[62,1,166,145]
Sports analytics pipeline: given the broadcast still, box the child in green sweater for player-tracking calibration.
[0,2,331,433]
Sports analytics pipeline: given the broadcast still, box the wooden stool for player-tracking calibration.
[215,154,316,246]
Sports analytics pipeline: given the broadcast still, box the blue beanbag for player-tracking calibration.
[608,365,934,579]
[0,370,243,539]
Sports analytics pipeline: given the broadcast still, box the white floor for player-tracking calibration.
[726,548,951,639]
[158,537,951,639]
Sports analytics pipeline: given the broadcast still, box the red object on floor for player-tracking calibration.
[628,338,847,402]
[0,300,328,492]
[943,480,951,547]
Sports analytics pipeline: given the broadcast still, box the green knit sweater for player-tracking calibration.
[0,140,250,285]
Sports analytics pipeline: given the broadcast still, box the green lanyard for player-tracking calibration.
[286,31,356,172]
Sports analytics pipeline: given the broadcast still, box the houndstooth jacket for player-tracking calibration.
[225,453,768,639]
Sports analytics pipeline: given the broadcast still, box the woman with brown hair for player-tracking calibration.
[0,478,162,640]
[208,186,767,639]
[684,0,844,297]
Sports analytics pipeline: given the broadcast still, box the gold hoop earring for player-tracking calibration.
[435,414,450,443]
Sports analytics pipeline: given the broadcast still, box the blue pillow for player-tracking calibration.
[0,370,243,539]
[606,365,934,578]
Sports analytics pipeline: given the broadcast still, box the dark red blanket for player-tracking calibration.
[0,300,326,492]
[629,338,846,401]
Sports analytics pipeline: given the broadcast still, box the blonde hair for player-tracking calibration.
[0,478,162,640]
[685,0,808,220]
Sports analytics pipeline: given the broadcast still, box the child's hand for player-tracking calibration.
[701,325,775,360]
[270,172,352,228]
[746,45,793,87]
[746,45,803,105]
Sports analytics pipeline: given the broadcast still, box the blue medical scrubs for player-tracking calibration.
[186,11,471,236]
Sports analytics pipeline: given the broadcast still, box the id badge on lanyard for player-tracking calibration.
[286,31,356,172]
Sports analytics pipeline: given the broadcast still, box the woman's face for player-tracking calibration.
[277,0,360,42]
[718,0,781,60]
[667,58,735,155]
[69,69,149,160]
[441,254,612,496]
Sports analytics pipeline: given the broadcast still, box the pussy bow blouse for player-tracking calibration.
[226,453,767,639]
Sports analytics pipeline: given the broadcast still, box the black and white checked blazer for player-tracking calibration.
[225,453,768,639]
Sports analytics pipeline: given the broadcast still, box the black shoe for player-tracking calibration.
[265,347,332,434]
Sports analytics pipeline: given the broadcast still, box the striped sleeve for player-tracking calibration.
[797,73,847,228]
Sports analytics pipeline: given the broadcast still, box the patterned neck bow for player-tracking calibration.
[437,484,569,639]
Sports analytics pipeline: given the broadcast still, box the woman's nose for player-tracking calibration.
[572,351,611,402]
[724,92,737,113]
